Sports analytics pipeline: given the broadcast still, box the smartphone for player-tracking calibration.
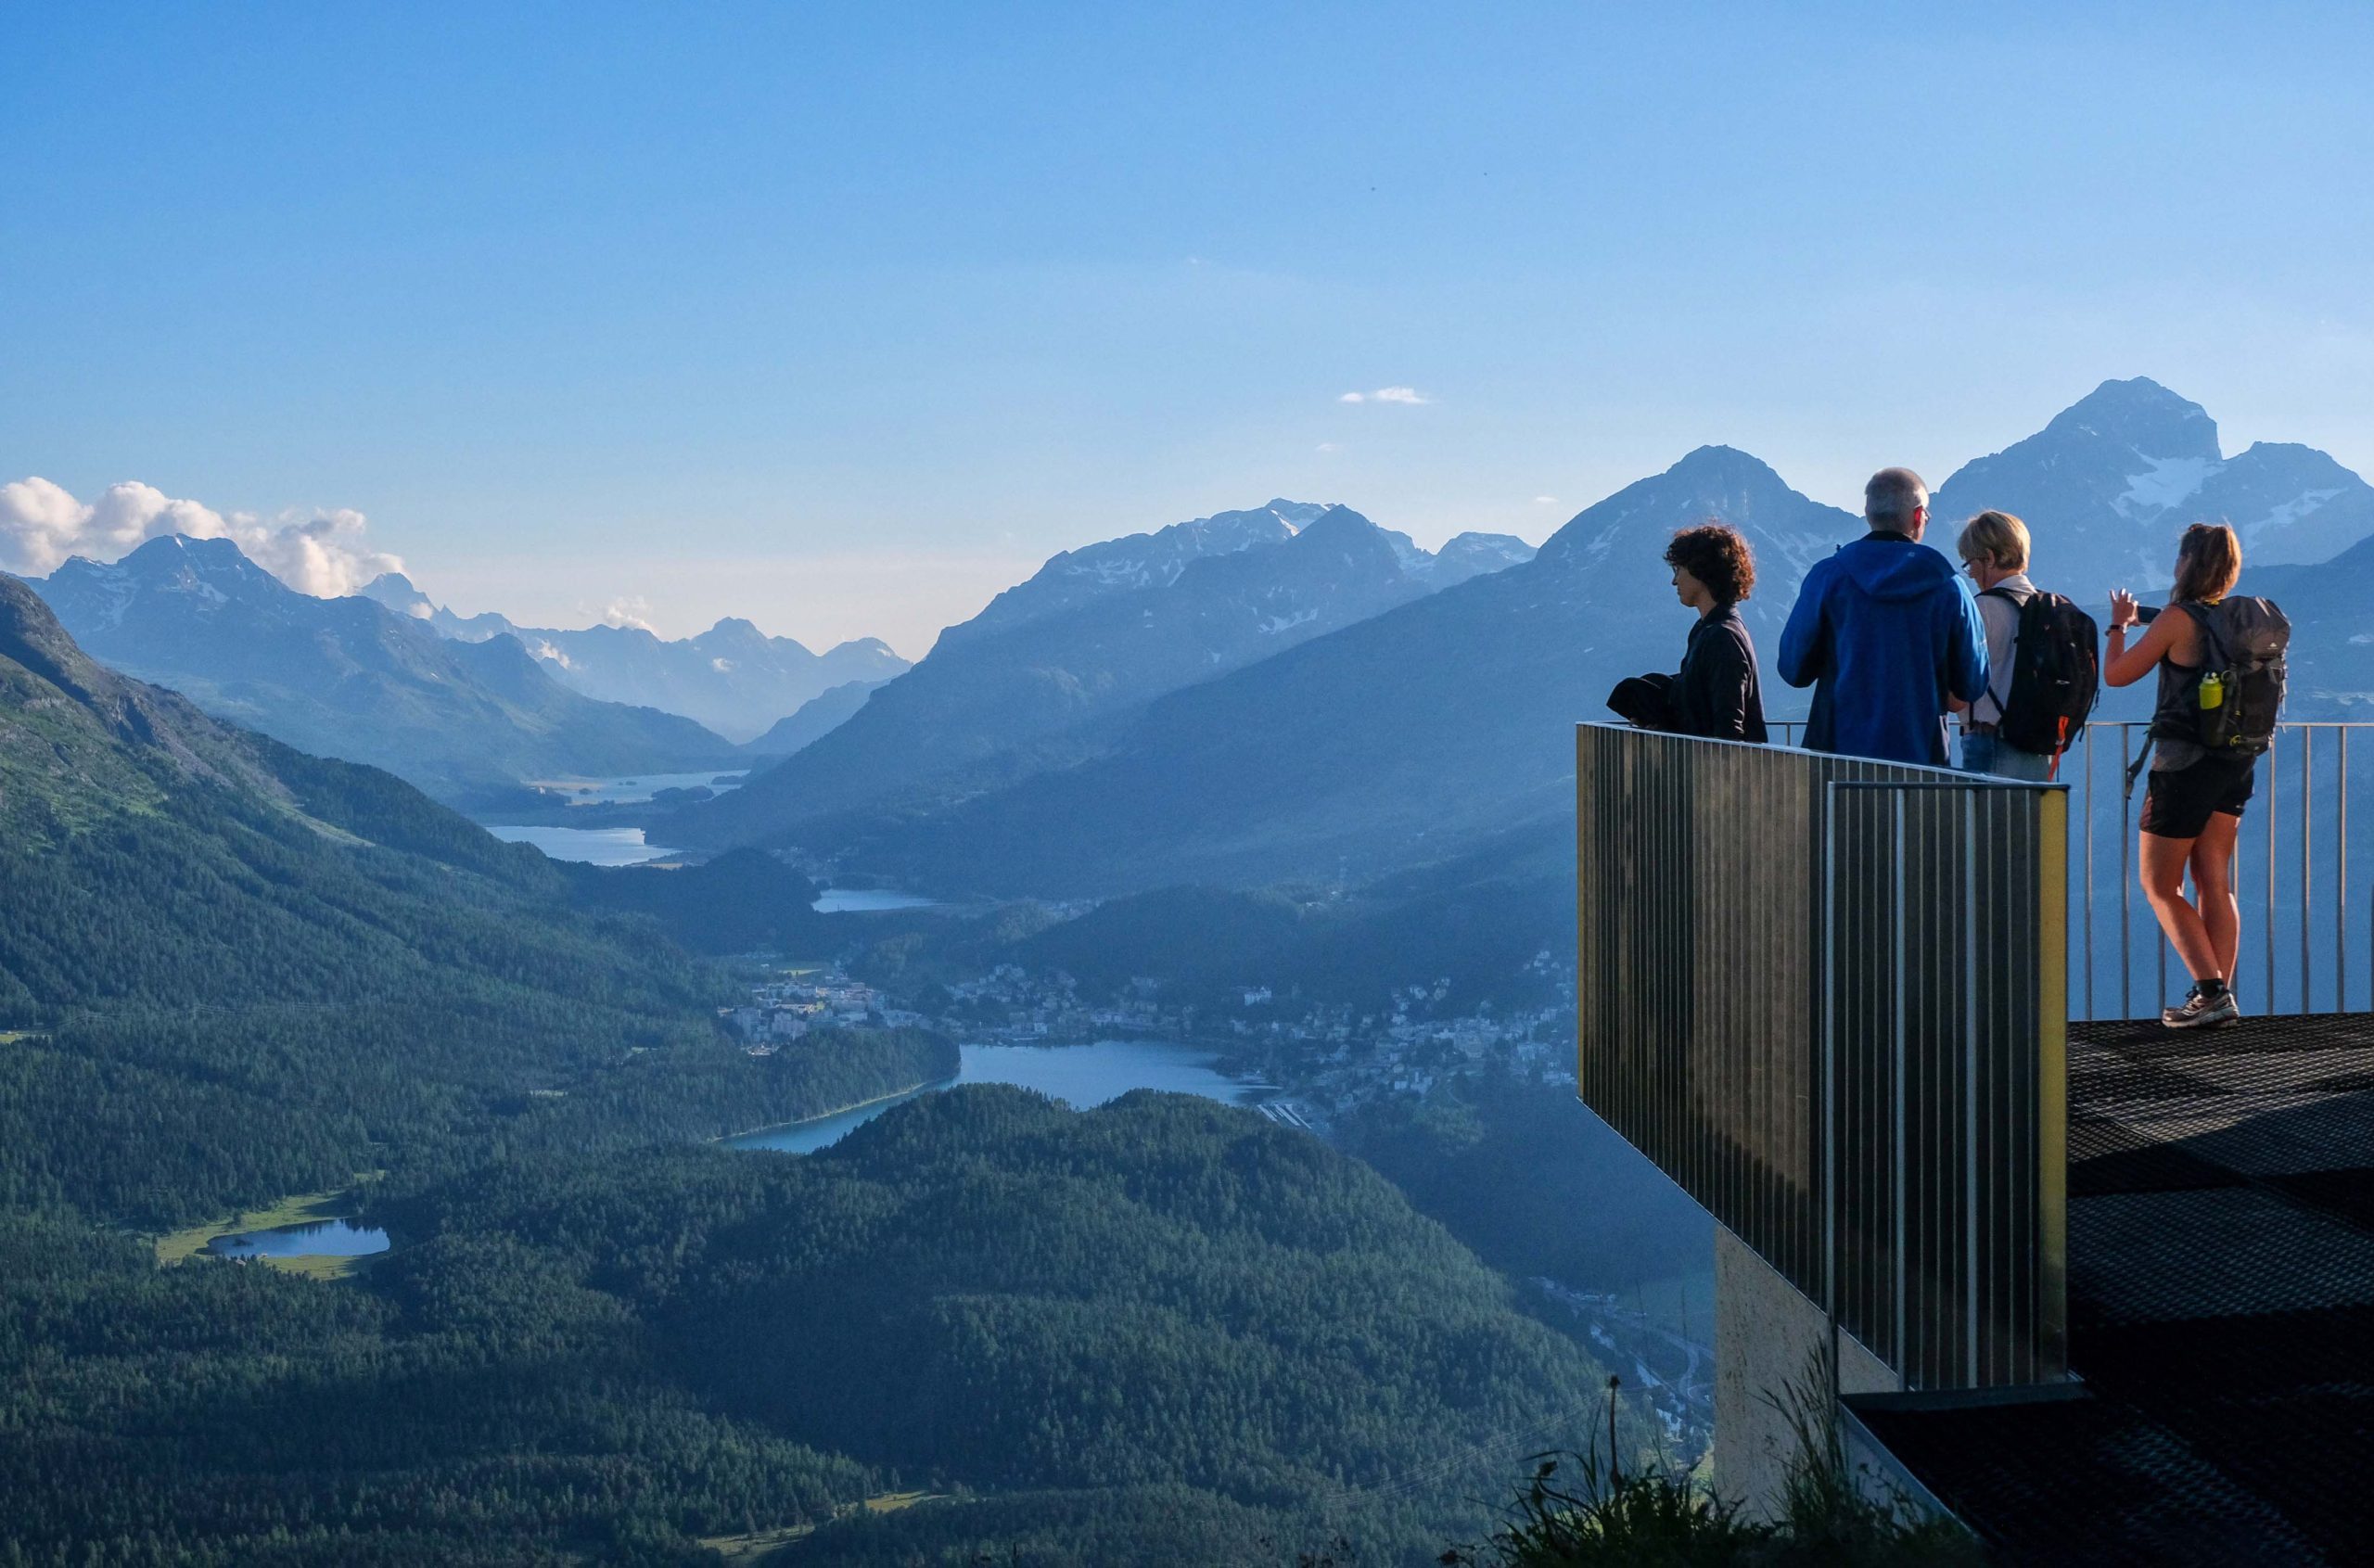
[2133,603,2161,624]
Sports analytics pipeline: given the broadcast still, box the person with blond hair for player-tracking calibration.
[2106,523,2291,1029]
[1954,509,2056,781]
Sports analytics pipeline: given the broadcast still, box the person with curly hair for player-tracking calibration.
[1658,521,1768,742]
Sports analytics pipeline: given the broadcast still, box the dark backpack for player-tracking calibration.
[2155,598,2290,756]
[1982,587,2100,762]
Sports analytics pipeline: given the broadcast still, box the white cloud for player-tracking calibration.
[1339,391,1367,403]
[1534,495,1561,505]
[1338,386,1431,405]
[0,476,402,595]
[1315,441,1341,453]
[598,596,656,631]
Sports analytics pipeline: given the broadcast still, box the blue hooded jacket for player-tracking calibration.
[1778,533,1989,766]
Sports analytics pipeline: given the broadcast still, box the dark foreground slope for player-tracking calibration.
[0,572,948,1224]
[4,1089,1627,1566]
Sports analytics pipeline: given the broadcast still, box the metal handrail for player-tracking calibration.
[1769,718,2374,1020]
[2066,720,2368,1019]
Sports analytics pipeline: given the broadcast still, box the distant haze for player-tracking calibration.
[411,546,1046,663]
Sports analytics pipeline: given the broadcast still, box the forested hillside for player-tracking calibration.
[388,1087,1632,1564]
[4,1089,1627,1565]
[0,572,951,1224]
[3,571,1622,1564]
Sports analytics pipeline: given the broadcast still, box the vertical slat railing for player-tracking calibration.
[2062,720,2374,1018]
[1578,725,2067,1391]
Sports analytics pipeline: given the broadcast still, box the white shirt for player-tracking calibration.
[1970,571,2035,726]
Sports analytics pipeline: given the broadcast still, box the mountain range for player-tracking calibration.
[670,502,1537,845]
[1930,376,2374,592]
[362,571,910,742]
[26,536,739,802]
[692,446,1845,892]
[30,377,2365,887]
[662,377,2374,898]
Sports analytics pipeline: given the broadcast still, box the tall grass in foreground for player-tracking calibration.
[1444,1365,1986,1568]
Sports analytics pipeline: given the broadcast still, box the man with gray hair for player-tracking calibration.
[1777,466,1989,765]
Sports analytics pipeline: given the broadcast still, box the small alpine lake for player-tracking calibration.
[487,824,684,865]
[726,1039,1271,1154]
[205,1217,390,1260]
[810,887,942,912]
[527,772,749,805]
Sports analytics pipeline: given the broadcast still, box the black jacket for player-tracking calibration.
[1671,604,1768,742]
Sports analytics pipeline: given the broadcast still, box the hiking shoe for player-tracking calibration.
[2163,985,2240,1029]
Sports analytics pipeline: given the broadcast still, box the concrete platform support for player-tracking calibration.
[1713,1223,1899,1520]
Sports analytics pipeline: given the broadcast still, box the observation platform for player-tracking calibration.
[1856,1012,2374,1565]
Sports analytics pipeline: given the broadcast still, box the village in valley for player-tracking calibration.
[721,948,1580,1135]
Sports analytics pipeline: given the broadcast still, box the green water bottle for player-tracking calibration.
[2199,671,2225,711]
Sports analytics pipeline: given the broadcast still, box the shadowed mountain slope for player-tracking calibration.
[741,677,892,759]
[34,536,736,800]
[668,504,1525,848]
[768,447,1854,895]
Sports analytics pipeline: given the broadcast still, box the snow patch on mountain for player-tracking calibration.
[2247,489,2346,546]
[2115,454,2218,518]
[1380,529,1433,576]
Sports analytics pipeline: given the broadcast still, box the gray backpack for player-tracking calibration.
[2152,597,2291,757]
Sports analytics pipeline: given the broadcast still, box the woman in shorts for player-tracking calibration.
[2105,523,2251,1029]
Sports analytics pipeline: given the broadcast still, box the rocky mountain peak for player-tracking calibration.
[1292,504,1384,545]
[2042,377,2221,465]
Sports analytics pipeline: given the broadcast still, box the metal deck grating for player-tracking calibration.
[1856,1013,2374,1564]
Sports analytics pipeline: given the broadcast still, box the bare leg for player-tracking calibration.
[2141,831,2221,984]
[2189,811,2242,988]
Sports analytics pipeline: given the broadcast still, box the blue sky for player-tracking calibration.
[5,1,2370,655]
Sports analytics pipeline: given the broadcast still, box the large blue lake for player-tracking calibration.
[726,1039,1266,1154]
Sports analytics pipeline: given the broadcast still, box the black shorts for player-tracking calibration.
[2141,755,2256,840]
